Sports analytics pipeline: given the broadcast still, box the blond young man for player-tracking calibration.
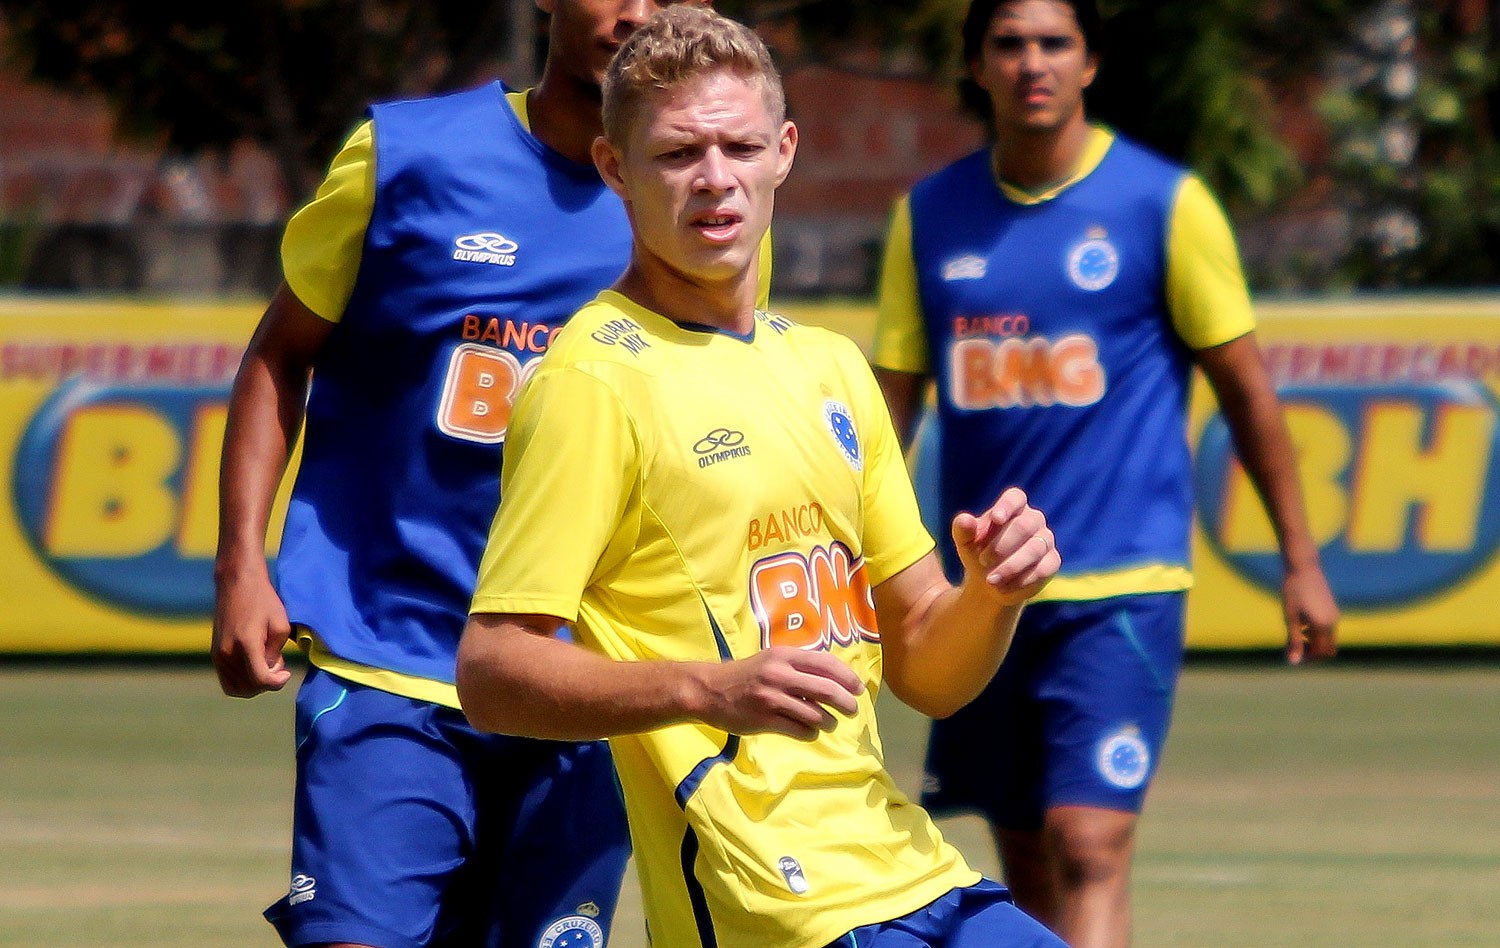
[458,7,1068,948]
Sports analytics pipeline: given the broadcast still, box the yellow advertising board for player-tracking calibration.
[0,298,271,651]
[1185,297,1500,648]
[1,295,1497,652]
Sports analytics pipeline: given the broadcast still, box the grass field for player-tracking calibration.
[2,659,1498,947]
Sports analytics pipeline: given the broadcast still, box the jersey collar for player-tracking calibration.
[506,88,532,132]
[599,289,759,345]
[993,125,1114,206]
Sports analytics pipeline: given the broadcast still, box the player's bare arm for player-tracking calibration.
[1196,332,1339,665]
[212,284,334,698]
[878,486,1060,718]
[874,367,930,449]
[457,614,864,742]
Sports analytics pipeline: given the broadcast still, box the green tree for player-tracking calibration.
[755,0,1500,289]
[5,1,1494,287]
[0,0,1337,210]
[1,1,531,200]
[1317,0,1500,287]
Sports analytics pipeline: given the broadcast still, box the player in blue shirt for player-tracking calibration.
[873,2,1339,945]
[211,3,728,947]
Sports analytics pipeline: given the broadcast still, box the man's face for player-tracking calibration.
[970,0,1097,134]
[539,0,711,89]
[596,70,796,287]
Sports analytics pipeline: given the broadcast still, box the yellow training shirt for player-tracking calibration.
[471,292,978,948]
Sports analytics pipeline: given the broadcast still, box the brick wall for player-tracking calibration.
[776,65,986,293]
[0,51,989,295]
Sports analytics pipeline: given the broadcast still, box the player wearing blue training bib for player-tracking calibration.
[873,2,1338,946]
[211,4,770,947]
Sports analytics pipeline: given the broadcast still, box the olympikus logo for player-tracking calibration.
[695,428,751,467]
[288,873,317,906]
[453,232,518,266]
[942,254,987,281]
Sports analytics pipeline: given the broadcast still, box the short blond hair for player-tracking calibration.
[601,5,784,145]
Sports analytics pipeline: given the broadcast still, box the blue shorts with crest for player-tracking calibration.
[922,593,1186,830]
[265,666,629,948]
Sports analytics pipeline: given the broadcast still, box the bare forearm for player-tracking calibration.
[457,616,711,740]
[884,580,1024,719]
[1225,396,1317,566]
[877,492,1058,719]
[874,367,926,448]
[215,286,327,578]
[1202,338,1320,569]
[215,356,307,574]
[1200,335,1339,660]
[458,614,870,740]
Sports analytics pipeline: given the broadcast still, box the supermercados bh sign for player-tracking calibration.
[1,296,1498,652]
[1187,298,1500,647]
[0,300,287,651]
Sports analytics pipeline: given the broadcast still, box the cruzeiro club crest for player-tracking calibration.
[1067,226,1119,291]
[1095,725,1151,790]
[824,399,862,471]
[537,913,604,948]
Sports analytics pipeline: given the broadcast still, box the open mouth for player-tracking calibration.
[693,211,744,242]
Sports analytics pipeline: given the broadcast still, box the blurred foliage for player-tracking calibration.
[733,0,1364,212]
[3,0,1496,288]
[1315,0,1500,288]
[749,0,1500,289]
[0,0,522,200]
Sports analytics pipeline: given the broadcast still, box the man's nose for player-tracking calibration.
[618,0,654,31]
[695,148,736,191]
[1018,41,1046,74]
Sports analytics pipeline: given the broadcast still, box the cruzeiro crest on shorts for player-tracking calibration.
[536,912,605,948]
[1067,226,1120,292]
[824,399,862,471]
[1095,724,1151,789]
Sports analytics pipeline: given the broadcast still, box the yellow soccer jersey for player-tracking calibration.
[471,292,979,948]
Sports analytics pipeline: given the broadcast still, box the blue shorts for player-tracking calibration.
[923,593,1185,830]
[265,666,629,948]
[828,879,1064,947]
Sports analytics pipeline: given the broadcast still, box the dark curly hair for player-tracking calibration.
[958,0,1102,125]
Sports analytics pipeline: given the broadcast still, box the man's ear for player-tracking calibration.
[535,0,555,16]
[592,135,629,199]
[774,121,799,186]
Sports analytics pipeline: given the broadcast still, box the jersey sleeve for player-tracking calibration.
[847,346,935,585]
[280,120,377,322]
[1165,175,1256,350]
[872,196,931,374]
[471,366,642,620]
